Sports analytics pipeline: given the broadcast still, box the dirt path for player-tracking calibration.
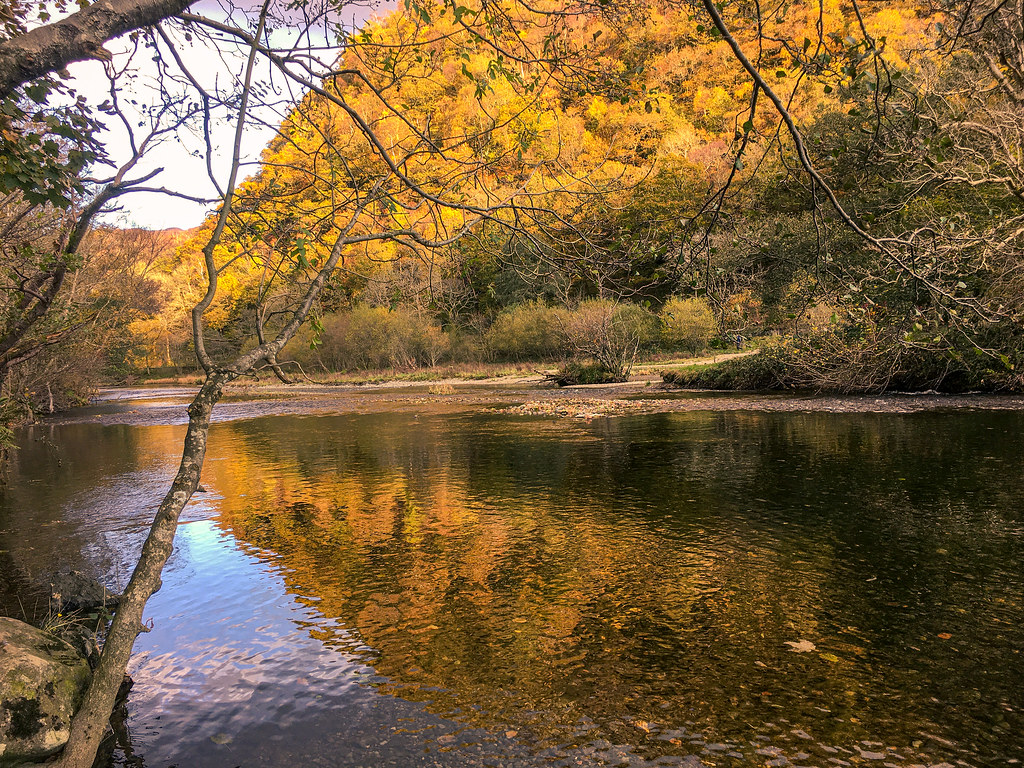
[634,349,758,371]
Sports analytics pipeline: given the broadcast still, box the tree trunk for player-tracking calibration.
[51,372,227,768]
[0,0,197,99]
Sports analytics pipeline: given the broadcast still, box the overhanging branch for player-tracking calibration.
[0,0,197,99]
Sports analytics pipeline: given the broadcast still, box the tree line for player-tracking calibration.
[9,0,1024,405]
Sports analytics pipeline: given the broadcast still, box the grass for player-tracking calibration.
[40,606,83,636]
[128,350,764,389]
[136,361,547,388]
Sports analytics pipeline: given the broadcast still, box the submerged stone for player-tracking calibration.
[0,617,91,763]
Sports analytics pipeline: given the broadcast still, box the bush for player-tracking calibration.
[561,299,658,380]
[662,344,791,390]
[14,340,107,412]
[660,296,716,353]
[316,305,449,370]
[485,301,566,361]
[547,361,620,386]
[446,321,487,364]
[662,328,1019,393]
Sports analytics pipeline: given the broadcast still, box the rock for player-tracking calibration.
[47,571,118,613]
[0,617,92,763]
[53,624,100,671]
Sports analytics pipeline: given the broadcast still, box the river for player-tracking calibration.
[1,386,1022,767]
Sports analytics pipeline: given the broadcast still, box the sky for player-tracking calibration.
[67,0,391,231]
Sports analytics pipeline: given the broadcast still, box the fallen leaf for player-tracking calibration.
[785,639,817,653]
[937,632,952,640]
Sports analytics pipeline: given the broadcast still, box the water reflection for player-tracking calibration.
[1,407,1022,766]
[206,410,1023,766]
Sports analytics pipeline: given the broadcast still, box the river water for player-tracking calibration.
[1,387,1022,767]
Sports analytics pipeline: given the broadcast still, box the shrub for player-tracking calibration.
[419,323,452,367]
[662,327,1018,393]
[446,322,487,364]
[485,301,566,361]
[315,305,449,370]
[561,299,658,380]
[547,361,620,386]
[662,343,791,390]
[660,296,716,353]
[13,340,107,412]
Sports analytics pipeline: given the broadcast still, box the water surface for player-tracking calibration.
[2,392,1022,767]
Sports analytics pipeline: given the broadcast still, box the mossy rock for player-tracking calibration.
[0,617,91,764]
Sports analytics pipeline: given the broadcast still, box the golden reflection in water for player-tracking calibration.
[6,407,1022,765]
[194,412,910,757]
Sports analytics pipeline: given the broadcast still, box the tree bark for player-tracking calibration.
[0,0,196,99]
[51,372,228,768]
[52,12,267,762]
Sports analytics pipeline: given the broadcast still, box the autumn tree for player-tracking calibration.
[0,128,192,410]
[636,0,1024,388]
[35,1,642,764]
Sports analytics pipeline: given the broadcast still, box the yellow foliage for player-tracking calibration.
[149,0,940,359]
[587,97,609,121]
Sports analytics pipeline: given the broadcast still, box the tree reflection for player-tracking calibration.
[196,410,1024,764]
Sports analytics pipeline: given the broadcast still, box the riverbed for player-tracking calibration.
[2,385,1022,767]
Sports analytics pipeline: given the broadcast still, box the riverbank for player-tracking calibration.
[133,351,758,390]
[661,341,1024,394]
[36,376,1024,429]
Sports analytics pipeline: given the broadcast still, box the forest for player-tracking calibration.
[4,0,1024,424]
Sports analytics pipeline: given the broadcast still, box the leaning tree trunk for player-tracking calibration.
[0,0,198,99]
[52,372,227,768]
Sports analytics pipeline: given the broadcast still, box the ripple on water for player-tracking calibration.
[2,405,1022,767]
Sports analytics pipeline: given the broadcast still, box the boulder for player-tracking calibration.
[0,617,91,764]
